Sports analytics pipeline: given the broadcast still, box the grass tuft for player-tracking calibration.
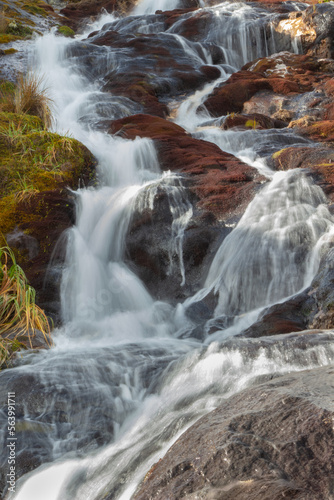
[0,245,52,368]
[14,73,53,129]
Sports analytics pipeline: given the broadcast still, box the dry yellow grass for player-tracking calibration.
[0,246,52,368]
[14,73,53,128]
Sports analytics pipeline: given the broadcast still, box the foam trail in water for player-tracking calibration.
[11,333,334,500]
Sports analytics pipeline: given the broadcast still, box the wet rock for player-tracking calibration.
[204,52,334,119]
[60,0,136,28]
[275,12,316,50]
[109,114,266,220]
[203,70,272,117]
[306,248,334,329]
[163,8,218,42]
[85,28,222,116]
[221,112,287,130]
[242,293,310,338]
[241,246,334,337]
[109,114,265,301]
[293,120,334,146]
[0,343,179,498]
[303,3,334,59]
[271,145,334,199]
[15,190,78,322]
[133,364,334,500]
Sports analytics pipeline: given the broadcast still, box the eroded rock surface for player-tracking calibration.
[133,364,334,500]
[109,114,265,301]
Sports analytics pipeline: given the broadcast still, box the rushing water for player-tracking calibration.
[3,1,334,499]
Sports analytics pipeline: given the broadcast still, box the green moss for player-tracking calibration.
[3,48,18,55]
[0,34,20,43]
[0,110,95,243]
[6,22,33,37]
[0,117,92,197]
[57,25,75,38]
[22,4,47,17]
[0,111,43,130]
[272,148,287,159]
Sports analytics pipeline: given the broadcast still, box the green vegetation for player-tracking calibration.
[57,26,75,38]
[0,245,52,369]
[0,111,94,238]
[0,75,95,242]
[0,10,34,43]
[14,73,53,128]
[6,21,33,37]
[245,119,258,130]
[22,3,47,17]
[3,48,18,55]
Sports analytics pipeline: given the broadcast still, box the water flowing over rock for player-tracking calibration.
[133,364,334,500]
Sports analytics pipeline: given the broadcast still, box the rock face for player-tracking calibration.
[203,53,334,119]
[242,246,334,338]
[271,146,334,199]
[109,114,265,301]
[60,0,136,28]
[133,364,334,500]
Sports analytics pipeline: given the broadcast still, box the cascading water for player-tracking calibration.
[2,1,334,499]
[206,170,334,316]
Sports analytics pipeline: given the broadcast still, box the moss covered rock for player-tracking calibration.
[0,110,96,321]
[57,25,75,37]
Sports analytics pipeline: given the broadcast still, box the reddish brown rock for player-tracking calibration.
[221,112,287,130]
[203,71,272,117]
[109,114,265,302]
[242,294,309,338]
[163,9,214,41]
[133,364,334,500]
[296,120,334,146]
[109,114,265,220]
[204,53,334,118]
[60,0,136,27]
[271,145,334,199]
[85,29,221,117]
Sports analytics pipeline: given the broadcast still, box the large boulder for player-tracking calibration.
[203,53,334,119]
[86,28,221,117]
[109,114,265,301]
[133,364,334,500]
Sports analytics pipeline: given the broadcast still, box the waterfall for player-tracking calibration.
[3,1,334,499]
[206,170,334,316]
[133,0,183,15]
